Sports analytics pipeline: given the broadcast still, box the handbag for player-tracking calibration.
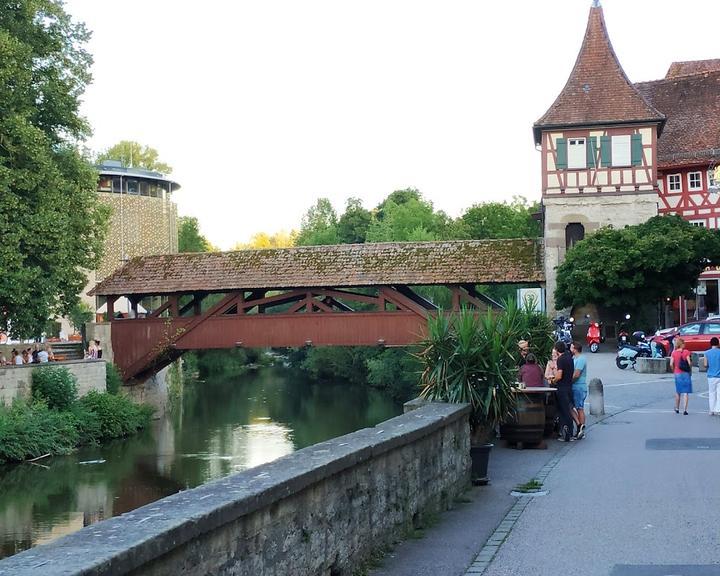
[678,352,691,373]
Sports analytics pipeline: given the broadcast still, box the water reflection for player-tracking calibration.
[0,367,400,558]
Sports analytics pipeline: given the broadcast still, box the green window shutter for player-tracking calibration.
[556,138,567,170]
[586,136,597,168]
[631,133,643,166]
[600,135,612,167]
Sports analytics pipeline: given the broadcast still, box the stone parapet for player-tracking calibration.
[0,402,471,576]
[0,360,106,406]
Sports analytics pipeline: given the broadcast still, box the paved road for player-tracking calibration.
[371,352,720,576]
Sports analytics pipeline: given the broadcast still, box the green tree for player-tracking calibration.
[96,140,172,174]
[337,197,372,244]
[555,215,720,311]
[295,198,339,246]
[366,192,451,242]
[0,1,109,338]
[458,197,540,240]
[178,216,213,253]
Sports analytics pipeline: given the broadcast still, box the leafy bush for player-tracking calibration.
[105,363,123,395]
[66,401,102,445]
[32,367,78,410]
[300,346,378,386]
[0,400,79,463]
[366,348,421,402]
[79,391,153,439]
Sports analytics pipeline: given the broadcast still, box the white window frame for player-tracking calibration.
[689,219,706,227]
[567,138,586,170]
[688,171,703,191]
[668,174,682,192]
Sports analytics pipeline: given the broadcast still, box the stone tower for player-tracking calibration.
[533,2,666,315]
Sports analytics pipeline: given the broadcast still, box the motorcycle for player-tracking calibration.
[553,316,574,347]
[585,316,604,353]
[617,313,632,349]
[616,330,652,369]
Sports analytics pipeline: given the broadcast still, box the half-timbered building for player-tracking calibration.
[535,1,720,324]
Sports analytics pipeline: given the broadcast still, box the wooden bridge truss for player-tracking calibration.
[108,284,497,382]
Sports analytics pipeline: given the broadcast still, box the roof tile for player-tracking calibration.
[636,70,720,166]
[89,240,545,296]
[533,6,664,143]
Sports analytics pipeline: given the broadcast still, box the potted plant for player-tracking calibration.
[417,304,523,485]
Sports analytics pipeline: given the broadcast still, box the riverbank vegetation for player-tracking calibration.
[0,367,153,464]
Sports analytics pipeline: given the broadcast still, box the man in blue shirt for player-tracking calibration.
[571,341,588,439]
[702,337,720,415]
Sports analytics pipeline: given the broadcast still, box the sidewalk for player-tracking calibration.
[371,353,720,575]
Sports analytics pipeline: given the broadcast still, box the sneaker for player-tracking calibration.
[576,424,585,440]
[568,436,576,442]
[557,436,567,442]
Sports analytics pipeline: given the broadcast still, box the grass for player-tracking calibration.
[514,478,544,493]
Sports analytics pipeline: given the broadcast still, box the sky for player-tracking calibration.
[63,0,719,250]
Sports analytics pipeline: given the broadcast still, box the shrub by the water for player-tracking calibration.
[0,366,153,463]
[105,363,123,395]
[31,366,78,410]
[0,400,79,463]
[79,391,154,439]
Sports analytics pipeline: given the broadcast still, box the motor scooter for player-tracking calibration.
[585,315,604,353]
[616,330,652,369]
[553,316,574,347]
[617,313,632,349]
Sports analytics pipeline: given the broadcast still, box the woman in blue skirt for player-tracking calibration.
[670,337,692,415]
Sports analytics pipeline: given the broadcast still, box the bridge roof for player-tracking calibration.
[89,239,544,297]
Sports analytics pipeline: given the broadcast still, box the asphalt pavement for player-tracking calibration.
[370,351,720,576]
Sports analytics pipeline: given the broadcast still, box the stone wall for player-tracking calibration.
[95,192,178,282]
[543,192,659,316]
[0,360,107,406]
[0,403,471,576]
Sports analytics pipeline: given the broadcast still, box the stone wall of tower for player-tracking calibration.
[96,192,178,282]
[544,193,658,316]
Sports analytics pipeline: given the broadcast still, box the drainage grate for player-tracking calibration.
[611,565,720,575]
[645,438,720,451]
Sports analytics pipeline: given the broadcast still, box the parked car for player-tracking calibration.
[650,319,720,354]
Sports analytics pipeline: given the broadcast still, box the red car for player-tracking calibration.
[651,319,720,354]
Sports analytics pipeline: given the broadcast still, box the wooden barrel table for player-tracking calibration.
[501,387,557,448]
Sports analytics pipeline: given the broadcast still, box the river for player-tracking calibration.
[0,367,401,559]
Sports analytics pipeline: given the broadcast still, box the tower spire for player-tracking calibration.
[532,2,664,144]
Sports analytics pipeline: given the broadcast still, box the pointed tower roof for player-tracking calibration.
[533,3,664,144]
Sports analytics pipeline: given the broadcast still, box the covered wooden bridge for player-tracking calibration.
[89,239,544,382]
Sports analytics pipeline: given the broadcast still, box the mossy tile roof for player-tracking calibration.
[90,239,544,296]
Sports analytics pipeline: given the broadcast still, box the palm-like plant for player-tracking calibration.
[418,304,525,444]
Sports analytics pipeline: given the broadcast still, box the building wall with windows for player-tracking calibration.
[80,161,180,313]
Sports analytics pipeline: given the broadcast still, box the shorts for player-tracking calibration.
[572,386,587,409]
[674,372,692,394]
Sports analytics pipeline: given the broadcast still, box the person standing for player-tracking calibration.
[703,337,720,415]
[517,340,530,367]
[549,341,575,442]
[571,341,588,439]
[670,337,692,415]
[544,347,558,385]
